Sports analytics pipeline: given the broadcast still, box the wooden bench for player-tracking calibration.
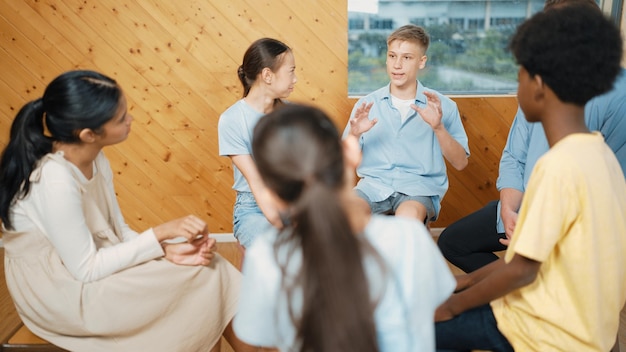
[0,248,63,352]
[0,249,20,351]
[3,324,235,352]
[2,326,65,352]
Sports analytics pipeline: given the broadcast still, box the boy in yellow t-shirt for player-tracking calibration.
[434,4,626,352]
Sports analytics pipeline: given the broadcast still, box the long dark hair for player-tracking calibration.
[238,37,291,107]
[252,104,379,352]
[0,70,121,229]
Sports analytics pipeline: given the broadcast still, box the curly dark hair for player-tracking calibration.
[509,4,622,105]
[543,0,598,10]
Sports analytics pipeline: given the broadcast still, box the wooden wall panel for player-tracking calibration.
[0,0,515,234]
[433,97,517,227]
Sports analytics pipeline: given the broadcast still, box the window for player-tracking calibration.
[411,18,427,26]
[371,18,395,29]
[490,17,526,27]
[348,0,612,96]
[349,17,365,30]
[449,17,465,30]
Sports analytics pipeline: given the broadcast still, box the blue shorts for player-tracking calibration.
[233,191,273,248]
[355,190,436,222]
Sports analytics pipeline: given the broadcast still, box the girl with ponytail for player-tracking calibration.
[233,104,456,351]
[0,70,253,352]
[218,37,297,250]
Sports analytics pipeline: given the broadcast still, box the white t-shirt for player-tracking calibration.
[234,214,455,351]
[391,94,415,123]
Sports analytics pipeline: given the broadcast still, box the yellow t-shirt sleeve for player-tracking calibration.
[505,156,579,263]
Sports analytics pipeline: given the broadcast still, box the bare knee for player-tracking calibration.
[395,200,427,223]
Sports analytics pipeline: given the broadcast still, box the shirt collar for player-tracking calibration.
[380,80,428,105]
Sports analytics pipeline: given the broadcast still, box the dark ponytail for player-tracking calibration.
[0,70,120,229]
[0,99,52,229]
[237,65,249,97]
[253,104,379,352]
[294,183,378,352]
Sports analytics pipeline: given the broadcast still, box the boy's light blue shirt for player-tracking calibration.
[343,81,470,219]
[495,68,626,233]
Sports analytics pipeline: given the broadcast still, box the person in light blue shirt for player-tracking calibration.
[234,104,455,352]
[344,25,470,223]
[438,67,626,273]
[218,38,297,249]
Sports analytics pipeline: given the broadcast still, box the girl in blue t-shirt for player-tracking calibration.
[218,38,297,250]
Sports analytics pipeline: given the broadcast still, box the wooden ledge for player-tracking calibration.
[2,325,66,352]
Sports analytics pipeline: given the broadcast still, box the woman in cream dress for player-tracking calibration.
[0,70,251,352]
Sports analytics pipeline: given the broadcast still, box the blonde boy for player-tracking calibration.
[344,25,469,223]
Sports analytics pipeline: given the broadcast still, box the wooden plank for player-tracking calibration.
[5,325,63,350]
[0,250,23,347]
[3,313,233,352]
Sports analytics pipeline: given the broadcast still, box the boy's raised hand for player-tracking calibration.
[349,102,378,137]
[412,91,443,130]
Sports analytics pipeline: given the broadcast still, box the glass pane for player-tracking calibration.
[347,0,604,96]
